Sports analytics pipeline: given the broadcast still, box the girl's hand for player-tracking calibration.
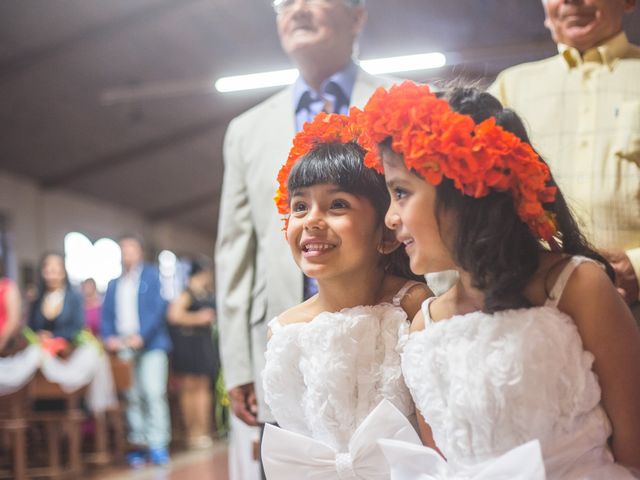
[37,330,53,340]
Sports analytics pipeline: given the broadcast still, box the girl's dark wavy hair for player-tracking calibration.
[429,87,613,312]
[287,142,423,282]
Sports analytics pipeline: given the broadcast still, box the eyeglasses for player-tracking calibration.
[272,0,352,15]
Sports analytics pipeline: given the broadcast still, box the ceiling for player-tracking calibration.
[1,1,639,238]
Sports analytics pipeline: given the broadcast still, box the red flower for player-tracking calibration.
[41,337,69,356]
[274,112,364,225]
[353,82,558,241]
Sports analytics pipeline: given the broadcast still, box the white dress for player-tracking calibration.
[383,256,636,479]
[261,281,424,479]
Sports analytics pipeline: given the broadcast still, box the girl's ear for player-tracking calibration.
[378,227,401,255]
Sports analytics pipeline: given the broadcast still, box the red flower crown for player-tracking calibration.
[354,81,558,241]
[274,112,363,221]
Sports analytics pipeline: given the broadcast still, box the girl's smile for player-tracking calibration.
[287,183,383,281]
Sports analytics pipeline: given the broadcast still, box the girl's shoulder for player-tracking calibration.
[382,275,433,321]
[526,254,607,308]
[275,301,319,327]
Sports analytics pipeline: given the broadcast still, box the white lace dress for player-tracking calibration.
[391,256,636,479]
[261,282,423,479]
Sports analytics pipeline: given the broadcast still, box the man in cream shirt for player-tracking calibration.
[490,0,640,320]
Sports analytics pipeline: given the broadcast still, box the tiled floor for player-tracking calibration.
[87,442,228,480]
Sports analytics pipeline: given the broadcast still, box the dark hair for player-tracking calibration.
[33,252,71,307]
[288,142,422,282]
[189,257,213,278]
[118,233,145,249]
[431,87,613,312]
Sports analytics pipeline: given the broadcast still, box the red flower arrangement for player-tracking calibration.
[354,81,558,241]
[274,112,363,226]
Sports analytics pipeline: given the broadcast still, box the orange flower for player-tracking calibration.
[354,82,558,241]
[274,112,364,229]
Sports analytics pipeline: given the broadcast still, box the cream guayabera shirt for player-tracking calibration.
[490,32,640,301]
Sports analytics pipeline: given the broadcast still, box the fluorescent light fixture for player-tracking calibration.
[215,69,299,93]
[360,52,446,75]
[214,52,446,93]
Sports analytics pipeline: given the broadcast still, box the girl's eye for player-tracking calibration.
[330,199,349,209]
[291,201,307,213]
[393,187,409,200]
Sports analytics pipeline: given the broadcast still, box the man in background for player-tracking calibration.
[102,234,171,467]
[490,0,640,321]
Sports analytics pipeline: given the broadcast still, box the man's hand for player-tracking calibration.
[126,334,144,350]
[603,251,640,305]
[104,336,124,353]
[228,382,259,426]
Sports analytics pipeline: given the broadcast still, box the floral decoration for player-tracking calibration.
[354,81,558,240]
[274,112,363,228]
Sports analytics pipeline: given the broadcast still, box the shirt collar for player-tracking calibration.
[293,62,357,111]
[123,263,143,279]
[559,31,630,70]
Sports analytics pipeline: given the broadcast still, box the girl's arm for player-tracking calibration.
[416,409,443,456]
[559,262,640,468]
[167,291,214,326]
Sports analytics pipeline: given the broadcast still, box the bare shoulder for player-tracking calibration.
[276,301,317,327]
[400,283,433,321]
[557,259,620,322]
[382,274,433,321]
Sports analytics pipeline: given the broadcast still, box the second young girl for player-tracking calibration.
[358,82,640,478]
[261,113,431,479]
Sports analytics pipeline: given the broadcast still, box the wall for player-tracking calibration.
[0,170,213,286]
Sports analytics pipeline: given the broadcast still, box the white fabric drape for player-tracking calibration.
[0,345,41,395]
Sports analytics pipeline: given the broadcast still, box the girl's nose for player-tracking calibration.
[385,209,400,230]
[304,206,326,230]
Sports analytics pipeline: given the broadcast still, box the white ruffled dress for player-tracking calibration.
[261,281,422,479]
[388,256,636,479]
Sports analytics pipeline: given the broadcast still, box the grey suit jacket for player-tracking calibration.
[215,69,395,422]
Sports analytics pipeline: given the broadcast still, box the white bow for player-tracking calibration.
[262,399,422,479]
[378,438,546,480]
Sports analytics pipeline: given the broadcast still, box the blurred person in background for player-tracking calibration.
[101,234,171,468]
[28,252,84,341]
[490,0,640,323]
[0,259,21,352]
[168,258,219,449]
[82,277,102,337]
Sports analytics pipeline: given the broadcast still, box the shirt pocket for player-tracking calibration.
[612,99,640,166]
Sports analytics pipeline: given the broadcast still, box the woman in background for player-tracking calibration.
[28,252,84,341]
[168,259,219,449]
[81,277,102,336]
[0,260,21,352]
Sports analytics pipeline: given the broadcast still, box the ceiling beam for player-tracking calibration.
[41,117,224,188]
[0,0,202,82]
[145,190,219,222]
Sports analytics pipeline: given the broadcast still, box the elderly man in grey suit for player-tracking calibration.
[215,0,394,436]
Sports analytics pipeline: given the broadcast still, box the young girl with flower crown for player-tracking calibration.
[354,82,640,479]
[260,113,431,480]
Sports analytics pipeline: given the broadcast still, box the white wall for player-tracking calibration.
[0,170,213,286]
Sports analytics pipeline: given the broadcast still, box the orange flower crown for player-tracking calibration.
[274,112,363,223]
[354,81,558,241]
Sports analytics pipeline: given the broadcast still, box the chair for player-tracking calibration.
[0,386,28,480]
[26,372,88,479]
